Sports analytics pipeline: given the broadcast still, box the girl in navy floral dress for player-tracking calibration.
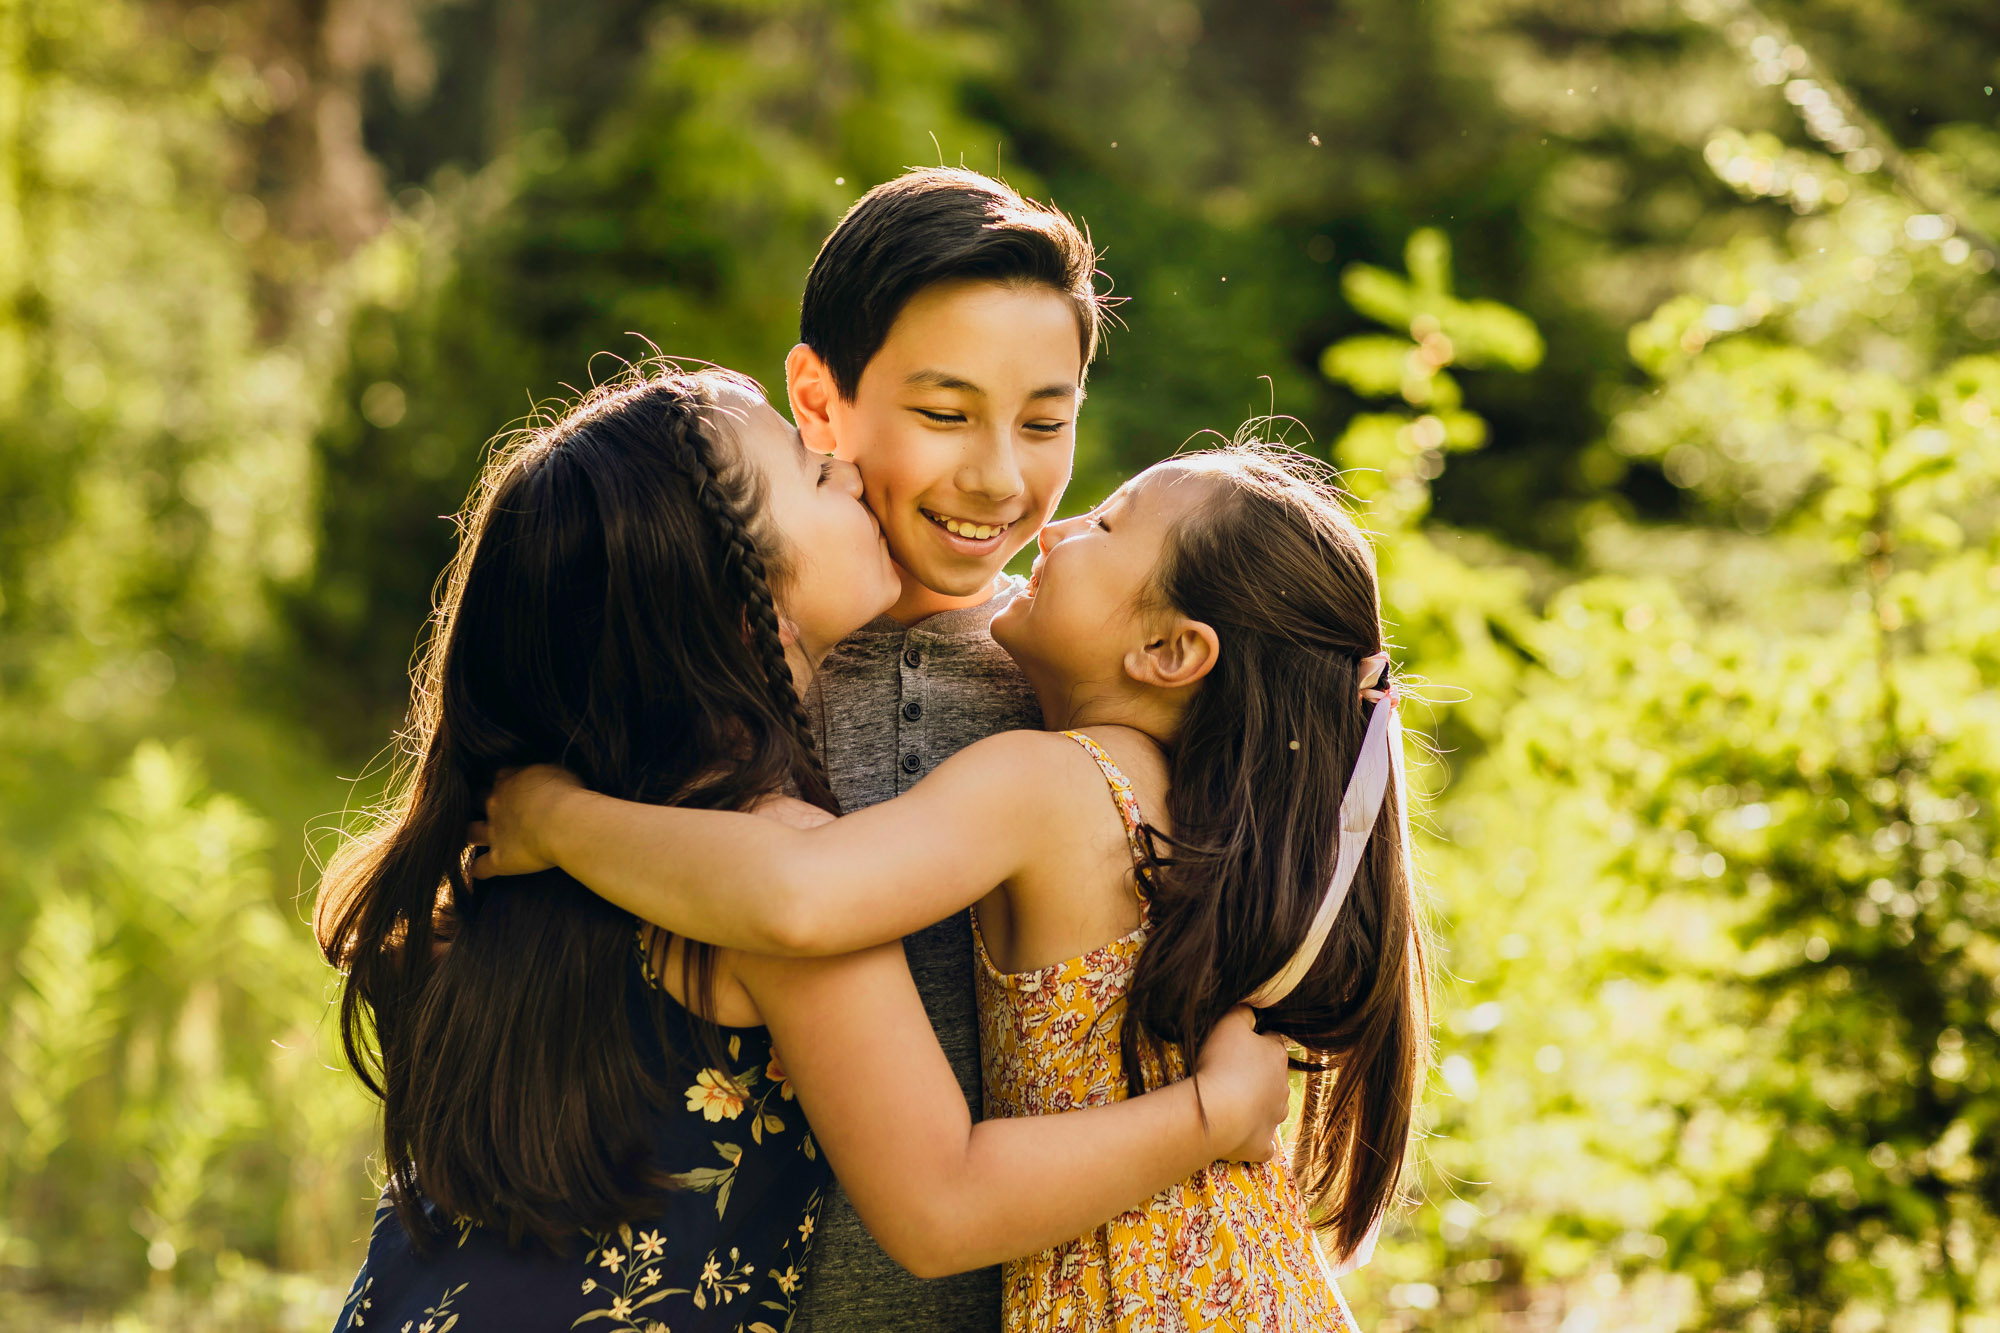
[337,935,824,1333]
[319,367,1292,1333]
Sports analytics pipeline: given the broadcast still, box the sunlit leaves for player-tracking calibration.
[1323,334,1423,399]
[1336,230,1545,375]
[1323,230,1544,509]
[2,743,371,1303]
[1460,134,2000,1322]
[0,0,372,1313]
[4,881,122,1182]
[1321,230,1544,538]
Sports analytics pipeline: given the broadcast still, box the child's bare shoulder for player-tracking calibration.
[945,729,1127,808]
[956,726,1168,826]
[949,728,1093,782]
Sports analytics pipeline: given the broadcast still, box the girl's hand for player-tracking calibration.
[468,764,582,878]
[1192,1006,1293,1163]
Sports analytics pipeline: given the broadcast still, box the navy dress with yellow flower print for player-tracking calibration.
[334,936,829,1333]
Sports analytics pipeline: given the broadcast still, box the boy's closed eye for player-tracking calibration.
[910,407,1068,435]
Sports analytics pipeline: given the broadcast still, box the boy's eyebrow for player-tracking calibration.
[903,369,1083,403]
[905,369,984,394]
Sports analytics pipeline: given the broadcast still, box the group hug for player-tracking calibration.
[318,167,1431,1333]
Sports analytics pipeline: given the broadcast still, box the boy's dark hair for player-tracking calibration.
[800,167,1105,398]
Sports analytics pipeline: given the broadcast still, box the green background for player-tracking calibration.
[2,0,1997,1328]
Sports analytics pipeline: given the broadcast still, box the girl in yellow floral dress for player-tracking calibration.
[482,445,1433,1330]
[973,727,1361,1332]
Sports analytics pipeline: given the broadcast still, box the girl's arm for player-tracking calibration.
[473,730,1090,957]
[732,944,1292,1278]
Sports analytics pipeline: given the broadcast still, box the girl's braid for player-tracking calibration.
[676,403,837,810]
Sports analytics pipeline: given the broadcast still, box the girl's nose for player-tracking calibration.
[833,455,865,499]
[1038,514,1083,554]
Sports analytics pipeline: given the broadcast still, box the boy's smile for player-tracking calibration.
[919,508,1016,546]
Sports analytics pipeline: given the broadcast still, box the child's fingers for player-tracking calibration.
[465,821,497,880]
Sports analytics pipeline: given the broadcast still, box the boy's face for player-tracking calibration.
[789,279,1082,622]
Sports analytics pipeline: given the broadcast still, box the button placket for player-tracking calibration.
[897,631,928,790]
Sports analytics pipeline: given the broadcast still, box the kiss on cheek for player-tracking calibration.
[788,277,1086,623]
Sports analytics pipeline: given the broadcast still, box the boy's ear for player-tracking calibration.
[1123,617,1220,692]
[786,343,841,455]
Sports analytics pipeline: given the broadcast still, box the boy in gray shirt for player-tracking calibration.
[782,168,1108,1331]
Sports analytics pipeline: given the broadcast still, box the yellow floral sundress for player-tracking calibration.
[972,730,1361,1333]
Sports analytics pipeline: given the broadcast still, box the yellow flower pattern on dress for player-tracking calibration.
[765,1049,794,1099]
[686,1068,748,1121]
[575,1223,690,1330]
[973,730,1362,1333]
[396,1281,464,1333]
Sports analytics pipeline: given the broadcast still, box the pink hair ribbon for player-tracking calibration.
[1246,651,1404,1009]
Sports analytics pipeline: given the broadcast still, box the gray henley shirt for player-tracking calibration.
[787,575,1042,1333]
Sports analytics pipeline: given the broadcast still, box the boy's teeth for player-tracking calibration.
[933,513,1003,540]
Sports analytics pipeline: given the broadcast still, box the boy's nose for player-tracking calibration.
[956,430,1025,504]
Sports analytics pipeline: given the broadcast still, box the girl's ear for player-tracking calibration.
[785,343,840,456]
[1123,617,1220,691]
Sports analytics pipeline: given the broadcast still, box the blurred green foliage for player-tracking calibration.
[2,0,1997,1329]
[1362,155,2000,1331]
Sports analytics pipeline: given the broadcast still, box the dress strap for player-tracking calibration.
[1060,730,1154,887]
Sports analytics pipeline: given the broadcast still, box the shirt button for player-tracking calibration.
[903,646,922,669]
[902,701,922,722]
[901,752,922,774]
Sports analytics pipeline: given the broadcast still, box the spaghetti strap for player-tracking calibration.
[1059,730,1152,881]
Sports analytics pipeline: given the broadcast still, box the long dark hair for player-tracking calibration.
[314,363,831,1251]
[1121,446,1432,1260]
